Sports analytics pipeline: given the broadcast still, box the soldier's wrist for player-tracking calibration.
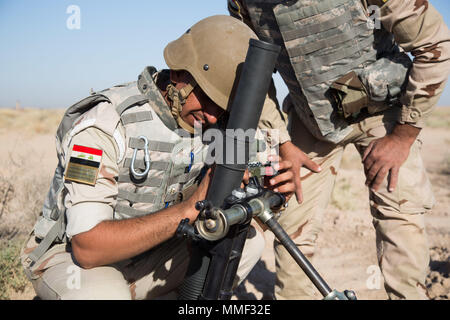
[279,140,296,154]
[391,122,421,145]
[179,200,198,222]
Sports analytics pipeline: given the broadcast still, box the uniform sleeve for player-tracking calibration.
[371,0,450,127]
[259,80,291,145]
[64,126,120,239]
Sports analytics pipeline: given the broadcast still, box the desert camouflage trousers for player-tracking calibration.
[21,225,264,300]
[275,108,435,300]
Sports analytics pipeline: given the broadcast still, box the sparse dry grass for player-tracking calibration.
[0,238,29,300]
[0,154,53,239]
[0,108,65,135]
[0,108,63,299]
[0,150,55,299]
[424,107,450,129]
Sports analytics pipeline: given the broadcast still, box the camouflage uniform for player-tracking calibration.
[228,0,450,299]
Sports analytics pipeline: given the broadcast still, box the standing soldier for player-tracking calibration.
[20,15,295,300]
[228,0,450,299]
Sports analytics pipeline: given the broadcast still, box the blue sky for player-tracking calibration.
[1,0,449,109]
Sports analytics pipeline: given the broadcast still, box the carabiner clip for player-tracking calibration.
[130,136,150,178]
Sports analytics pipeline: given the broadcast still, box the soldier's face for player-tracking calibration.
[181,86,224,127]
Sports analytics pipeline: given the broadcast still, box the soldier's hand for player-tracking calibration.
[185,168,213,221]
[279,141,321,203]
[263,155,296,202]
[241,169,250,188]
[362,123,420,192]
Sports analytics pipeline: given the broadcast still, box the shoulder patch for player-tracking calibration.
[65,145,103,186]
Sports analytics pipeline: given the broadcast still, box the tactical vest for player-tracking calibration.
[27,68,208,265]
[236,0,411,143]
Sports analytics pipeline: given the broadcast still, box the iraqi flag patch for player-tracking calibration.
[65,145,103,186]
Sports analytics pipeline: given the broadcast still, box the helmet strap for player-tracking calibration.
[166,78,198,134]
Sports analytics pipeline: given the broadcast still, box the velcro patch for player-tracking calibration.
[65,145,103,186]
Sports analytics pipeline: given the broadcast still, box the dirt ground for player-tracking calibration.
[0,108,448,300]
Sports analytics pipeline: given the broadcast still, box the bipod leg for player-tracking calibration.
[262,216,357,300]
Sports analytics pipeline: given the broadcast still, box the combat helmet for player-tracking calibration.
[164,15,257,132]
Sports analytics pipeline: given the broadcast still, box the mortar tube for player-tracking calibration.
[203,39,281,300]
[178,38,280,300]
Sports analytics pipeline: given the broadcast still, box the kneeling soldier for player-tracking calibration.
[21,15,295,300]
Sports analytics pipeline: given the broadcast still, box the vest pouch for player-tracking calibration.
[34,165,66,241]
[33,216,57,240]
[171,165,209,206]
[26,207,66,266]
[163,165,204,207]
[357,52,412,105]
[330,71,369,118]
[33,207,66,242]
